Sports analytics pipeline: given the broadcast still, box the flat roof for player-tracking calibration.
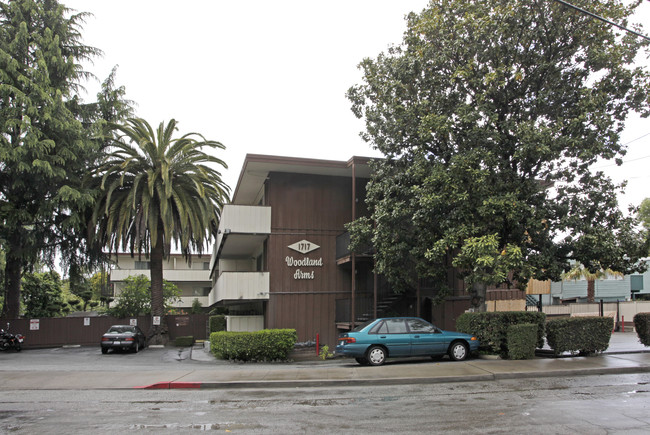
[232,154,375,205]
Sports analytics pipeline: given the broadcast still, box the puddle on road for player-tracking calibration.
[130,422,262,431]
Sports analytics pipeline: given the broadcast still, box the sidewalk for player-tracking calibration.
[140,332,650,389]
[0,333,647,391]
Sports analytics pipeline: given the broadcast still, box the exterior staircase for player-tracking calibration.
[356,294,404,323]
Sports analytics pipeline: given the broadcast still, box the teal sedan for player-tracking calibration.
[336,317,479,366]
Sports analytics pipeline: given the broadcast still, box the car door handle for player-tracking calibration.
[413,335,420,339]
[380,336,386,339]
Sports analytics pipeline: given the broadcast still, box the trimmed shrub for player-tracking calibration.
[209,315,227,333]
[174,336,195,347]
[545,316,613,356]
[633,313,650,346]
[210,329,297,362]
[456,311,546,357]
[507,323,537,360]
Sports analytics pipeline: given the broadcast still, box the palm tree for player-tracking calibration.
[563,264,623,303]
[93,118,229,343]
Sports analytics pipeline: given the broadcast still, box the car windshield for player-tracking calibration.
[107,326,134,334]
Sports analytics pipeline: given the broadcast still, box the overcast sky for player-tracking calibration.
[64,0,650,210]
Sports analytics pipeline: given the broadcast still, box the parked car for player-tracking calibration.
[336,317,479,366]
[100,325,147,354]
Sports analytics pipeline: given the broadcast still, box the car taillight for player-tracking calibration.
[339,337,356,344]
[101,337,109,342]
[125,337,134,341]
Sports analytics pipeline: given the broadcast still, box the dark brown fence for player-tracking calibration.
[0,314,210,349]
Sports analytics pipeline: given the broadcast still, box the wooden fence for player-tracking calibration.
[0,314,210,349]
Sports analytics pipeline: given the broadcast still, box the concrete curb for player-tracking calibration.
[133,362,650,390]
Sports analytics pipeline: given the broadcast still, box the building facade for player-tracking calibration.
[544,261,650,304]
[208,154,511,345]
[109,253,212,309]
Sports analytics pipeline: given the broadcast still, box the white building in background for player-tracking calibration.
[108,253,212,309]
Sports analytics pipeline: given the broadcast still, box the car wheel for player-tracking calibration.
[355,357,369,365]
[133,342,139,353]
[449,341,468,361]
[366,346,387,366]
[101,348,108,354]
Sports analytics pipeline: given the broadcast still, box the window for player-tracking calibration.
[192,287,211,297]
[407,318,436,333]
[370,319,408,334]
[134,261,150,270]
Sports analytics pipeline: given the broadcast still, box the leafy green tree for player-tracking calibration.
[348,0,650,311]
[67,263,93,311]
[92,118,229,343]
[108,274,181,318]
[0,0,133,319]
[190,298,203,314]
[639,198,650,230]
[21,270,65,318]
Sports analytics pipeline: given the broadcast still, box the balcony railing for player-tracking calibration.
[110,269,211,282]
[336,231,374,260]
[209,271,270,305]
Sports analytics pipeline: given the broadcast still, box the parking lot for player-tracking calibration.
[0,343,221,372]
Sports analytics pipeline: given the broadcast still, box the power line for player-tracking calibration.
[590,132,650,169]
[553,0,650,42]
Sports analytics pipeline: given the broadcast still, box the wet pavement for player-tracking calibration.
[0,332,648,390]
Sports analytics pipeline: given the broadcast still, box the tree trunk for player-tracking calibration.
[148,224,168,345]
[2,256,22,319]
[587,279,595,303]
[471,282,487,312]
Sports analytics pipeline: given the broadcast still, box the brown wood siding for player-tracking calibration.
[265,172,355,346]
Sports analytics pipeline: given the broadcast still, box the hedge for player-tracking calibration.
[456,311,546,356]
[633,313,650,346]
[507,323,537,360]
[209,315,227,333]
[210,329,297,361]
[545,316,613,356]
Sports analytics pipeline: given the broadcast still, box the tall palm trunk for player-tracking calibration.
[587,279,595,303]
[148,222,167,344]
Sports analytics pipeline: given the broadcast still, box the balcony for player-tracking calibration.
[336,231,374,265]
[209,271,270,305]
[110,268,210,282]
[214,205,271,260]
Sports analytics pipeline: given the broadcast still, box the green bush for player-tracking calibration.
[210,329,297,362]
[546,316,613,356]
[507,323,537,360]
[456,311,546,356]
[633,313,650,346]
[209,315,227,333]
[174,336,195,347]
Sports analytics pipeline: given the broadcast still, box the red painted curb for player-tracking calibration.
[170,382,202,389]
[134,382,202,389]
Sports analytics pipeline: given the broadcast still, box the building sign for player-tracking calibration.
[287,239,322,280]
[30,319,40,331]
[288,240,320,254]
